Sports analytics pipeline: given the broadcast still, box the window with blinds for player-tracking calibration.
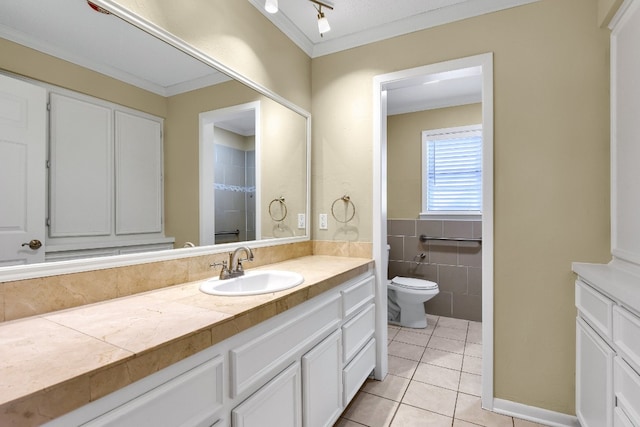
[422,125,482,215]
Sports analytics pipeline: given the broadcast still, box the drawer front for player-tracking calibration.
[576,280,614,340]
[614,356,640,425]
[614,407,634,427]
[342,275,375,319]
[85,355,223,427]
[342,304,375,363]
[342,338,376,407]
[230,294,342,397]
[613,305,640,374]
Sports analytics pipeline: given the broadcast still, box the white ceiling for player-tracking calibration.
[0,0,536,114]
[248,0,539,58]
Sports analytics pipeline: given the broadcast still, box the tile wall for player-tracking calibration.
[387,219,482,321]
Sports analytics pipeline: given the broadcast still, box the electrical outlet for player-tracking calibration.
[319,213,328,230]
[297,213,305,229]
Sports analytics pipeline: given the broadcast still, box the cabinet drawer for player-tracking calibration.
[576,280,614,340]
[614,407,634,427]
[342,275,375,319]
[84,355,223,427]
[614,356,640,425]
[613,306,640,374]
[343,338,376,407]
[230,294,341,397]
[342,304,375,363]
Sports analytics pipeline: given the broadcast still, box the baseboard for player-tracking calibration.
[492,398,580,427]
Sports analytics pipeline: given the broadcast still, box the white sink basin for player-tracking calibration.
[199,270,304,296]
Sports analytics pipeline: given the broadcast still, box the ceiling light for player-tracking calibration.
[265,0,278,14]
[310,0,334,37]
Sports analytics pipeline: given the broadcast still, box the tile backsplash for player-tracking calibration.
[388,219,482,321]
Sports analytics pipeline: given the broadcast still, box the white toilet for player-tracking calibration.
[387,246,439,329]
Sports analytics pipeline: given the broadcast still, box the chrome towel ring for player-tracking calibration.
[331,195,356,223]
[268,197,288,222]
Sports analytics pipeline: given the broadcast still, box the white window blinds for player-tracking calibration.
[422,125,482,214]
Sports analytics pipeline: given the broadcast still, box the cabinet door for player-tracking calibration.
[114,110,163,235]
[576,317,614,427]
[232,362,301,427]
[302,330,342,427]
[49,93,112,237]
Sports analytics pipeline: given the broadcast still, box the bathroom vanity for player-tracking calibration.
[573,1,640,426]
[0,256,375,427]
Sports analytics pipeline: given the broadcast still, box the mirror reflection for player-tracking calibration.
[0,0,309,269]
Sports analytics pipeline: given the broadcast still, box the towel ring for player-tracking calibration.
[268,197,287,222]
[331,195,356,223]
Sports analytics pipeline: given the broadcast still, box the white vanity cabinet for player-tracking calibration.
[47,270,377,427]
[46,88,172,259]
[574,277,640,427]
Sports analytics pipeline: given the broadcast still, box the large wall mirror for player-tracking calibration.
[0,0,309,279]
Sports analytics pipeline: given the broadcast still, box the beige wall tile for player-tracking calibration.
[312,240,349,256]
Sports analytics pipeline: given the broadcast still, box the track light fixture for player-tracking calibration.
[310,0,333,36]
[264,0,278,14]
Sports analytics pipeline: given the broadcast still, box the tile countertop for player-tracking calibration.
[0,255,374,426]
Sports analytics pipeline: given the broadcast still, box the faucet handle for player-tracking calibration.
[210,260,228,269]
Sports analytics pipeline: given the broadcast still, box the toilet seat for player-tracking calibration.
[390,276,438,290]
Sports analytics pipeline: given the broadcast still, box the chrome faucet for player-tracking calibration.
[210,246,254,280]
[229,246,254,277]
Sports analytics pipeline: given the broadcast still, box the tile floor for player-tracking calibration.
[334,314,549,427]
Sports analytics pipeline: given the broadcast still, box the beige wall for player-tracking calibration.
[312,0,610,414]
[387,104,482,218]
[113,0,312,111]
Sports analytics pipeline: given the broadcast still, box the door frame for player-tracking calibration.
[372,52,494,409]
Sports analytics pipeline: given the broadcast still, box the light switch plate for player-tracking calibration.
[297,213,305,229]
[319,213,328,230]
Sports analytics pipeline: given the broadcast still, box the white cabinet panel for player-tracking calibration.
[613,305,640,374]
[115,111,163,235]
[302,330,342,427]
[614,356,640,425]
[342,276,375,319]
[85,355,223,427]
[230,294,341,397]
[576,317,614,427]
[49,93,112,237]
[343,338,376,407]
[232,362,301,427]
[342,304,375,363]
[576,280,614,339]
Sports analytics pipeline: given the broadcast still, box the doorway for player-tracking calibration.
[373,53,494,409]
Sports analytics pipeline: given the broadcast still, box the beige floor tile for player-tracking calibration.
[459,372,482,396]
[465,342,483,358]
[401,324,434,336]
[402,381,457,418]
[462,355,482,375]
[388,326,400,340]
[342,392,398,427]
[334,418,367,427]
[422,347,464,371]
[388,355,419,379]
[388,341,425,361]
[427,336,465,354]
[393,330,431,347]
[390,404,453,427]
[426,314,440,326]
[413,363,460,391]
[433,325,468,342]
[514,418,551,426]
[468,320,482,333]
[363,375,410,402]
[453,419,482,427]
[437,317,469,330]
[455,393,514,427]
[466,327,482,344]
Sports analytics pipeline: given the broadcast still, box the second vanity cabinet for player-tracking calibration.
[574,275,640,427]
[46,270,376,427]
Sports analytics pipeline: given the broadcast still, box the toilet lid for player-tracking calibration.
[391,276,438,290]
